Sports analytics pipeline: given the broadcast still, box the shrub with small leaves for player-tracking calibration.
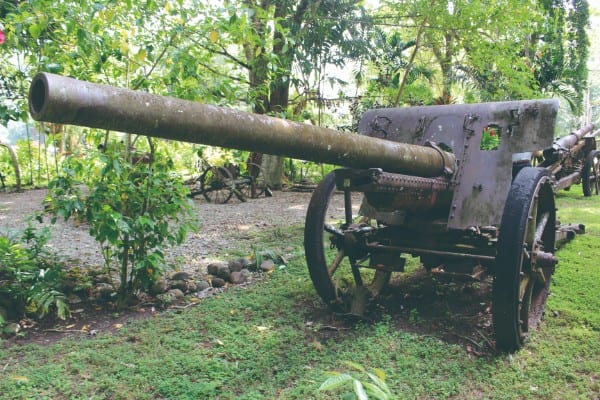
[46,145,198,308]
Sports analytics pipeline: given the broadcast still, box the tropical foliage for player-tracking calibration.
[0,0,591,188]
[45,144,197,308]
[0,222,69,327]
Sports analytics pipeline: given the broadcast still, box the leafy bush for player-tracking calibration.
[0,222,69,327]
[46,146,198,308]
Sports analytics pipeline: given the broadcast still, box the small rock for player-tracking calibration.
[156,292,175,306]
[171,271,191,281]
[68,294,82,305]
[169,279,188,292]
[230,271,245,284]
[241,268,252,279]
[196,280,211,291]
[216,264,231,281]
[167,288,185,300]
[207,262,227,275]
[211,277,226,288]
[4,322,20,335]
[94,274,113,284]
[228,259,243,272]
[95,283,115,300]
[238,257,252,268]
[260,259,275,272]
[243,258,258,271]
[186,281,197,293]
[150,278,169,295]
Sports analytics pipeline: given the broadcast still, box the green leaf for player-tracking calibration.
[367,372,391,394]
[363,382,390,400]
[372,368,386,381]
[343,361,366,372]
[28,24,42,39]
[353,379,368,400]
[318,373,353,392]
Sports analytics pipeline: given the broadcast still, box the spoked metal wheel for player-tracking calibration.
[304,172,390,315]
[200,166,234,204]
[186,176,204,198]
[493,167,557,352]
[239,162,266,199]
[582,150,600,196]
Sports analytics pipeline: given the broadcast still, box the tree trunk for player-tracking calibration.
[0,140,22,191]
[244,0,311,188]
[261,154,285,189]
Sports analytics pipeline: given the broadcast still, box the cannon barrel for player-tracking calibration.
[553,123,596,150]
[29,72,455,177]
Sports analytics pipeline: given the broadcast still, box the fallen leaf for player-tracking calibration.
[312,340,323,352]
[256,326,269,331]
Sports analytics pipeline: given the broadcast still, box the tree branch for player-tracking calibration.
[187,35,251,70]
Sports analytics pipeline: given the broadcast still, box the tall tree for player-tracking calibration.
[200,0,369,187]
[250,0,370,187]
[534,0,590,114]
[378,0,543,104]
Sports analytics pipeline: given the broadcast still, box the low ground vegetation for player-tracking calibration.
[0,186,598,399]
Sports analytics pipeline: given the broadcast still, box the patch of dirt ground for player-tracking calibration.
[0,188,316,271]
[1,188,496,354]
[0,188,319,346]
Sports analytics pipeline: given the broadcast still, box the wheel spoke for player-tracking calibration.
[533,211,550,244]
[525,196,538,244]
[518,272,530,301]
[519,282,533,334]
[351,262,364,286]
[327,249,345,277]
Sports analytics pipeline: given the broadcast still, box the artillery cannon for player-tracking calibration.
[535,124,599,195]
[30,72,567,351]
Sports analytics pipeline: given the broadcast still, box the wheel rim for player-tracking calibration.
[201,166,234,204]
[239,163,263,199]
[493,167,556,351]
[304,172,390,315]
[582,151,600,196]
[187,176,203,198]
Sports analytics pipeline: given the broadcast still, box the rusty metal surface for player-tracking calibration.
[29,72,454,178]
[540,124,597,192]
[358,100,558,229]
[334,168,452,214]
[552,124,595,150]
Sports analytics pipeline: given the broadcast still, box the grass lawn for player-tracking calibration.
[0,186,598,399]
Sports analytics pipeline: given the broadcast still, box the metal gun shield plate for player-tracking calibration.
[358,100,558,229]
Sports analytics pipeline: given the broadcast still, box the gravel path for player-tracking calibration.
[0,189,324,273]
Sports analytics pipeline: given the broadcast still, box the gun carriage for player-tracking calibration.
[29,72,585,351]
[535,124,599,195]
